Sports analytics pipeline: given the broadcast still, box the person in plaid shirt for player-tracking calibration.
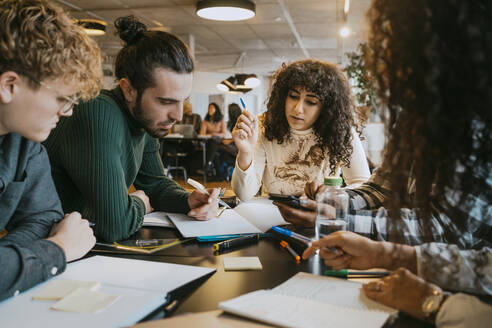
[276,0,492,326]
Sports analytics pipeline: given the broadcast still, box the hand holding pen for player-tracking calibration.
[187,178,230,219]
[302,231,384,271]
[232,98,258,171]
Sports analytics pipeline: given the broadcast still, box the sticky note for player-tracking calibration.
[223,257,262,271]
[33,280,100,300]
[51,288,119,313]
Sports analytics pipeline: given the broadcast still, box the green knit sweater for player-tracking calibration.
[43,87,190,242]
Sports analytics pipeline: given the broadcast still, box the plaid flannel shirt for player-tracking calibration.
[344,163,492,295]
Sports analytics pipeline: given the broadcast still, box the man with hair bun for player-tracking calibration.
[0,0,102,301]
[44,15,220,242]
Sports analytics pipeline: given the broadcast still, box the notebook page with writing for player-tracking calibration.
[273,272,397,314]
[219,290,389,328]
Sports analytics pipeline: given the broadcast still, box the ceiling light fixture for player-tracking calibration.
[196,0,256,21]
[244,75,261,88]
[216,74,260,93]
[76,19,107,36]
[344,0,350,16]
[340,26,350,38]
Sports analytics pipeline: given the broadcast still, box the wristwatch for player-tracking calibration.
[421,287,447,322]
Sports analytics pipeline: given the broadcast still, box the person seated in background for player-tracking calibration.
[180,101,201,135]
[200,102,226,137]
[300,0,492,326]
[200,102,227,179]
[227,103,242,134]
[0,0,101,301]
[161,101,199,169]
[43,16,219,242]
[216,103,242,180]
[231,59,370,201]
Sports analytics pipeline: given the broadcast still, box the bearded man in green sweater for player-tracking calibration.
[44,16,220,242]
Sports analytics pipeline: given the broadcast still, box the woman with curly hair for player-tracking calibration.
[200,102,226,137]
[231,59,370,201]
[299,0,492,325]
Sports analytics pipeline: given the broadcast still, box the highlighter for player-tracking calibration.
[213,234,259,252]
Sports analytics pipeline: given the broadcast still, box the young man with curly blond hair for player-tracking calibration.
[0,0,103,300]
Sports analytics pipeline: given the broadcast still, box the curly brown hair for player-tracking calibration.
[264,59,362,174]
[366,0,492,241]
[0,0,102,100]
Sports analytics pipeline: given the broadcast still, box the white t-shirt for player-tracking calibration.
[232,119,371,201]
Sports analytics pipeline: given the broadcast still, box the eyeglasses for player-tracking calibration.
[18,71,79,114]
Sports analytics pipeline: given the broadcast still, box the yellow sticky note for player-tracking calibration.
[223,257,262,271]
[33,280,100,300]
[51,288,119,314]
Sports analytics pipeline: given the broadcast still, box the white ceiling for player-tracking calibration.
[56,0,372,75]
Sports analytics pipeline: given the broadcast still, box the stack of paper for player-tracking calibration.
[219,272,396,328]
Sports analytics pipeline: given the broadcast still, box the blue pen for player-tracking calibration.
[239,98,246,110]
[272,226,340,254]
[272,226,311,245]
[197,233,273,243]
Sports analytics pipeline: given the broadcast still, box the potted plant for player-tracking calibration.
[344,42,380,122]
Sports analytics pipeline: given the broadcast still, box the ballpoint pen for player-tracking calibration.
[272,226,340,255]
[280,240,300,264]
[240,98,246,111]
[324,269,391,278]
[187,178,231,209]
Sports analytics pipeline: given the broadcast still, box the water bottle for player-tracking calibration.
[315,176,349,240]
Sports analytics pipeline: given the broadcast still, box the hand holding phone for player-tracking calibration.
[269,193,308,211]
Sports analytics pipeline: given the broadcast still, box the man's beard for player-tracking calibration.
[133,94,174,139]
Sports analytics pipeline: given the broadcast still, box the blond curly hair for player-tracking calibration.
[0,0,102,100]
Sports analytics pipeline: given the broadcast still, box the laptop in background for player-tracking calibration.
[173,124,195,138]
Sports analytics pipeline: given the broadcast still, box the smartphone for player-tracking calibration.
[268,193,307,210]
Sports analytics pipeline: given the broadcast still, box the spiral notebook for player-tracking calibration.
[219,272,397,328]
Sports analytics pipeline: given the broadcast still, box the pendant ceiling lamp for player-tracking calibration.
[196,0,256,21]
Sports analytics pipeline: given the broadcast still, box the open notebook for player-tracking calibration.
[219,272,397,328]
[164,198,288,238]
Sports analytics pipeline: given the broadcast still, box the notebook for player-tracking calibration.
[166,198,288,238]
[219,272,397,328]
[0,256,216,327]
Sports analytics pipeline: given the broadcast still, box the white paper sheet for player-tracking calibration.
[167,211,261,237]
[219,272,396,328]
[61,256,215,292]
[234,198,288,232]
[0,282,166,328]
[273,272,397,314]
[143,211,175,228]
[219,290,390,328]
[33,280,100,300]
[0,256,216,328]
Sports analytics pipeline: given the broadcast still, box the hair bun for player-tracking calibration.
[114,15,147,46]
